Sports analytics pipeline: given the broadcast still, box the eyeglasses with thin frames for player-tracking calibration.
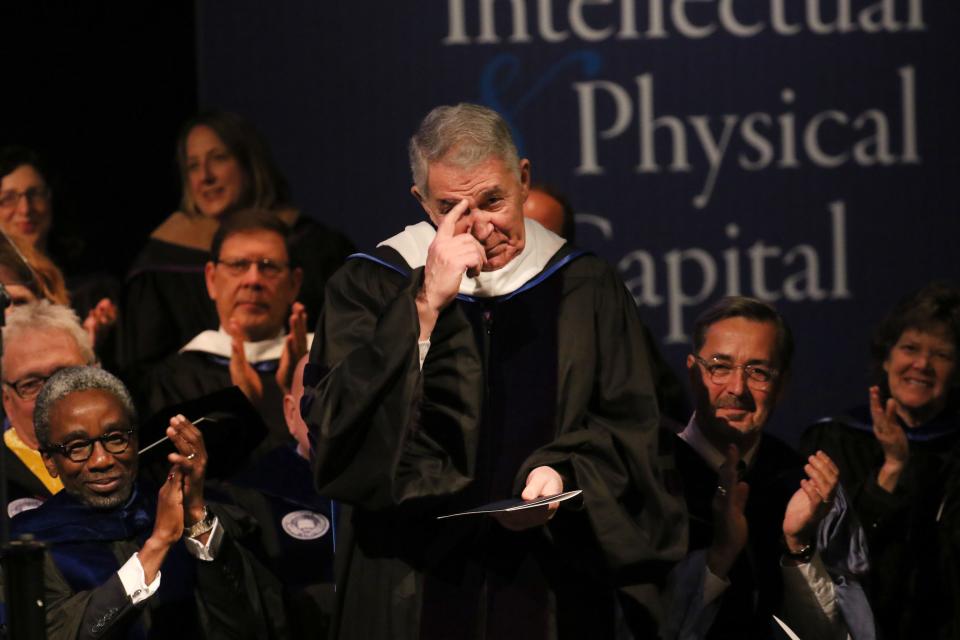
[216,257,289,279]
[0,187,50,210]
[3,371,60,401]
[691,355,778,391]
[42,429,136,463]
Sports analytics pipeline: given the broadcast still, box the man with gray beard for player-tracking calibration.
[6,366,285,640]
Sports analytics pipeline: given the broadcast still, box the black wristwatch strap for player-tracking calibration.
[781,539,814,563]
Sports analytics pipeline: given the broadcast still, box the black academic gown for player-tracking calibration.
[208,445,336,639]
[119,239,213,387]
[801,409,960,640]
[143,351,289,459]
[302,245,687,640]
[6,485,287,640]
[673,433,803,640]
[118,218,354,386]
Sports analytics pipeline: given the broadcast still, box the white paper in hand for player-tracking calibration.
[436,490,582,520]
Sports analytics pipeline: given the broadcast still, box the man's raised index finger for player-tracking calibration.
[436,198,470,237]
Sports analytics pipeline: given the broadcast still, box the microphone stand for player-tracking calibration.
[0,284,46,640]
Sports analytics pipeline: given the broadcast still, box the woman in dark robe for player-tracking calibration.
[118,110,353,386]
[801,282,960,640]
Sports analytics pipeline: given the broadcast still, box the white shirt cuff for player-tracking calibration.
[780,551,838,621]
[119,553,162,605]
[703,565,731,605]
[418,339,431,370]
[183,516,224,562]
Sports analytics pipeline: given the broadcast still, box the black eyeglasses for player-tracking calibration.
[0,187,51,210]
[3,371,59,400]
[42,429,135,463]
[216,257,289,279]
[692,355,778,391]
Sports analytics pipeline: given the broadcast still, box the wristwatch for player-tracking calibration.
[184,506,216,539]
[781,539,814,563]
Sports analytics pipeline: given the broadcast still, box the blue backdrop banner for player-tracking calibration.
[197,1,959,442]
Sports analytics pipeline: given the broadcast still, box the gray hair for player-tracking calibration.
[2,301,95,364]
[34,366,137,449]
[408,103,520,196]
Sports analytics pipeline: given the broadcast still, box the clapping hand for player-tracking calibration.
[276,302,308,395]
[83,297,118,349]
[782,450,839,559]
[166,414,209,528]
[141,467,186,583]
[707,445,750,578]
[227,318,263,405]
[870,385,908,492]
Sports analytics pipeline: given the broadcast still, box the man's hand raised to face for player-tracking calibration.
[416,199,486,340]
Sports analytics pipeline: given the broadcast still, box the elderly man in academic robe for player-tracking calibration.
[7,366,285,639]
[302,103,687,639]
[144,209,310,458]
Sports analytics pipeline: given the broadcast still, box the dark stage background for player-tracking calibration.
[1,0,197,277]
[7,2,959,444]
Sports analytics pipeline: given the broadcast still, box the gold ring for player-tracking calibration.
[187,452,196,460]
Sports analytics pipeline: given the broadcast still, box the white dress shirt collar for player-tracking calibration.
[179,327,313,364]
